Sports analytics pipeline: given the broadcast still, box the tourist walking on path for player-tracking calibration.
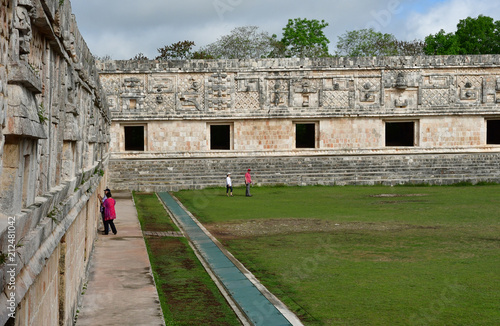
[102,191,118,235]
[245,169,253,197]
[226,173,233,196]
[97,188,110,231]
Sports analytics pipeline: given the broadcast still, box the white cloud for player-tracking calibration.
[70,0,500,59]
[405,0,500,40]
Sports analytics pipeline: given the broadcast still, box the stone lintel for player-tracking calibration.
[7,61,43,94]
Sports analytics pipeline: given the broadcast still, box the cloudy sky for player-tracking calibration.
[70,0,500,59]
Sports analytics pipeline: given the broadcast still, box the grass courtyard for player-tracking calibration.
[173,184,500,325]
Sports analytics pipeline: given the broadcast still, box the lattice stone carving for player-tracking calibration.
[145,93,175,112]
[235,92,260,110]
[421,88,450,106]
[322,91,349,108]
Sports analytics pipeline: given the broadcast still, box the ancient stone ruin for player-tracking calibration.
[2,0,500,325]
[0,0,109,324]
[98,56,500,191]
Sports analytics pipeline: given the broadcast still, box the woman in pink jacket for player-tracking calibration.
[102,192,117,235]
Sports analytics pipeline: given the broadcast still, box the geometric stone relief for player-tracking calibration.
[122,76,144,95]
[383,72,419,109]
[357,78,381,104]
[235,78,260,110]
[421,88,450,106]
[423,75,451,88]
[178,75,204,111]
[321,78,351,108]
[291,78,318,107]
[385,89,418,109]
[268,79,289,107]
[144,93,175,112]
[100,75,121,95]
[457,75,482,103]
[147,75,175,110]
[322,90,349,108]
[121,76,146,111]
[207,72,231,111]
[235,92,260,111]
[148,75,174,93]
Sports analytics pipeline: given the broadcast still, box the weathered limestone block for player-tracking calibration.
[5,84,46,138]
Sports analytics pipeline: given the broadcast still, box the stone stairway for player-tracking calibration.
[108,152,500,192]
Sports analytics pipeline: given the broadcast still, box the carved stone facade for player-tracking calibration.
[0,1,109,325]
[97,56,500,191]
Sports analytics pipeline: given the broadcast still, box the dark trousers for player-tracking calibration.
[104,219,117,235]
[246,183,251,196]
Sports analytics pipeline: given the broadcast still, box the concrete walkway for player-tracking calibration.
[76,191,164,326]
[158,192,303,326]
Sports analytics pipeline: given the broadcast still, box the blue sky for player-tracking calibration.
[70,0,500,59]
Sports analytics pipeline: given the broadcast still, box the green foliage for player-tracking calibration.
[191,51,215,59]
[280,18,330,58]
[200,26,274,59]
[156,40,195,60]
[130,52,149,60]
[336,29,425,56]
[37,104,48,124]
[455,15,500,54]
[424,15,500,55]
[424,29,460,55]
[336,28,398,57]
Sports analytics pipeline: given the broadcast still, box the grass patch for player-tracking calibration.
[174,185,500,325]
[134,193,240,326]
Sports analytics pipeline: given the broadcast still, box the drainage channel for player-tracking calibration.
[157,192,302,326]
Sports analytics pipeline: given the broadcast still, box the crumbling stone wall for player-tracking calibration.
[97,56,500,191]
[0,1,109,325]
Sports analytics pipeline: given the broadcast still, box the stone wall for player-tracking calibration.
[97,56,500,191]
[0,1,109,325]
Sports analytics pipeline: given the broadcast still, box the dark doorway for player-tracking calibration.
[296,123,316,148]
[386,121,415,146]
[487,120,500,144]
[210,125,231,150]
[124,126,145,151]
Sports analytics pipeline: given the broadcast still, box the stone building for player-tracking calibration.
[0,0,109,325]
[99,56,500,191]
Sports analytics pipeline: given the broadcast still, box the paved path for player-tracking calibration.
[76,191,164,326]
[158,192,303,326]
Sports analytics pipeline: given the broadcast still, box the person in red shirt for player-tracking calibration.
[102,191,118,235]
[245,169,252,197]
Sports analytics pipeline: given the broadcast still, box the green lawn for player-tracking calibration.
[174,185,500,325]
[133,193,240,326]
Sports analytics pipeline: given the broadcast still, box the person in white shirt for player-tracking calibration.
[226,173,233,197]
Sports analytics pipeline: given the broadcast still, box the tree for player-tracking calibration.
[424,15,500,55]
[156,41,195,60]
[393,39,426,56]
[455,15,500,54]
[280,18,330,58]
[200,26,274,59]
[131,52,149,60]
[336,28,398,57]
[191,51,215,59]
[424,30,459,55]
